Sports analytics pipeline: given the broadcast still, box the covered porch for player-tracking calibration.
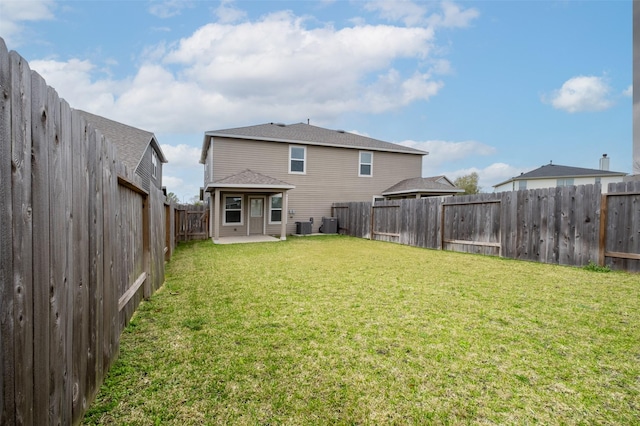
[204,170,295,243]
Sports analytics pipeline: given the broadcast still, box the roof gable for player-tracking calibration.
[209,169,295,190]
[201,122,426,162]
[382,176,464,196]
[77,110,167,170]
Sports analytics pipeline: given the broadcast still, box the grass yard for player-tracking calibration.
[84,235,640,425]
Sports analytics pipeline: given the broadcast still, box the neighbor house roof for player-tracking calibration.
[77,110,167,171]
[493,163,627,187]
[382,176,464,196]
[205,169,295,192]
[200,122,426,163]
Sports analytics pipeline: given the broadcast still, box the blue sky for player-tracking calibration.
[1,0,632,202]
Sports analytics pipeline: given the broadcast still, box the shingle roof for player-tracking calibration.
[493,163,627,187]
[207,169,295,190]
[382,176,464,196]
[201,122,426,162]
[77,110,167,170]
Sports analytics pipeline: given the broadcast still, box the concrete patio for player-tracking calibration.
[213,235,282,244]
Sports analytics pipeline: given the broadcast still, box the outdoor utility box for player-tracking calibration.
[295,221,312,235]
[320,217,338,234]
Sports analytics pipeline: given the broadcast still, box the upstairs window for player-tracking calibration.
[518,180,527,190]
[223,195,243,225]
[269,194,283,224]
[289,145,306,174]
[359,151,373,177]
[556,178,574,187]
[151,150,158,178]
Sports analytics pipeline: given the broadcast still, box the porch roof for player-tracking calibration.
[382,176,464,197]
[204,169,295,192]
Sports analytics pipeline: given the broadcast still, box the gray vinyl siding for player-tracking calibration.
[210,137,422,235]
[135,145,163,192]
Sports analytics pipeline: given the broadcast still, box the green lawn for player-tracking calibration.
[84,235,640,425]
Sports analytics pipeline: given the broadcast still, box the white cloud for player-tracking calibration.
[364,0,428,26]
[30,8,464,133]
[364,0,478,28]
[148,0,194,19]
[214,0,247,24]
[444,163,526,192]
[29,58,120,112]
[162,175,201,202]
[162,175,184,188]
[26,3,478,137]
[160,143,201,169]
[623,84,632,97]
[545,75,614,113]
[432,1,480,28]
[0,0,55,46]
[399,139,496,168]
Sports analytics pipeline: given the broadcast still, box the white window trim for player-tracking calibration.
[289,145,306,174]
[359,151,373,177]
[223,194,244,226]
[268,193,283,224]
[151,150,158,178]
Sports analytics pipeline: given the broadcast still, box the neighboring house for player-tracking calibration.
[199,122,428,241]
[381,176,464,199]
[77,110,168,192]
[493,156,627,193]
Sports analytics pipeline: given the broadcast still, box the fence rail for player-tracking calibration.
[333,181,640,272]
[0,39,173,425]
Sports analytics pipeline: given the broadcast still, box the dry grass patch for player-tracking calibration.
[84,235,640,425]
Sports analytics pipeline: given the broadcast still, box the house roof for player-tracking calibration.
[382,175,464,196]
[493,163,627,187]
[205,169,295,192]
[76,110,167,171]
[200,122,426,163]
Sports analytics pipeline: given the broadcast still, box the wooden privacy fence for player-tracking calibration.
[174,204,209,242]
[1,39,173,425]
[333,180,640,272]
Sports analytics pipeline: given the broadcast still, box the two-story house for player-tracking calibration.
[200,122,434,241]
[493,155,627,193]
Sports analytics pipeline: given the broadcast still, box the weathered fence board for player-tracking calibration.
[0,38,11,426]
[334,181,636,272]
[10,48,34,426]
[71,108,90,424]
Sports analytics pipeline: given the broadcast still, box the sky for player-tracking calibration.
[0,0,633,202]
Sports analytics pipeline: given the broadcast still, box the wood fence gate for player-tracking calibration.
[175,204,209,242]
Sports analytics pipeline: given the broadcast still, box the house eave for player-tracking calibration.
[203,132,428,156]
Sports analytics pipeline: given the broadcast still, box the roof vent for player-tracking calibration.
[337,129,345,133]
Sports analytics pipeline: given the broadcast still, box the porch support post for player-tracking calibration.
[280,191,288,240]
[213,188,220,242]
